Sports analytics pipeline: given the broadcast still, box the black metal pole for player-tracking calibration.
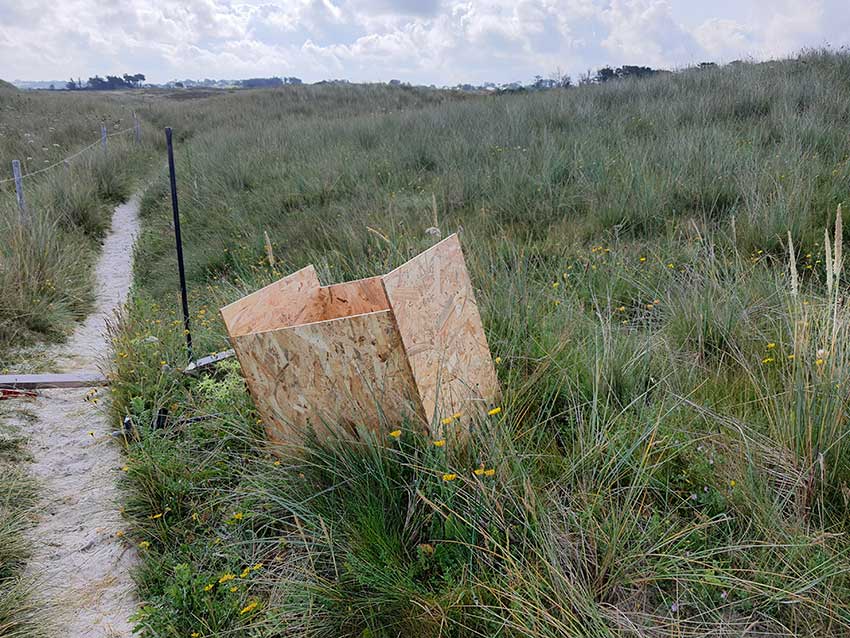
[165,127,193,363]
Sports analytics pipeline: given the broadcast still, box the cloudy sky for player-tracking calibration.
[2,0,848,85]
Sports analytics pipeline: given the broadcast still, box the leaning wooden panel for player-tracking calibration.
[382,234,500,431]
[315,276,390,321]
[232,310,424,445]
[220,265,321,338]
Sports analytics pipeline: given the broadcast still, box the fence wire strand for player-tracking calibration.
[0,126,137,185]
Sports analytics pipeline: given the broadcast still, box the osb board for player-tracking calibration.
[231,310,424,445]
[314,276,389,321]
[220,265,320,337]
[382,234,500,431]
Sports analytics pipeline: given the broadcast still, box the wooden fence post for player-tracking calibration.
[101,124,108,153]
[11,160,28,225]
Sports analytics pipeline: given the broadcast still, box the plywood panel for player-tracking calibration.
[220,265,321,338]
[232,310,424,445]
[316,276,389,321]
[382,234,500,432]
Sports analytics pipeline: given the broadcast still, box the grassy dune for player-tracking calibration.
[0,418,43,638]
[107,50,850,635]
[0,89,157,358]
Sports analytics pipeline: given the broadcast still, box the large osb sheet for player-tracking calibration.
[231,310,423,445]
[220,265,320,337]
[382,234,500,429]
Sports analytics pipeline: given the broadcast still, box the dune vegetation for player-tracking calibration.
[0,89,155,358]
[104,50,850,636]
[4,49,850,637]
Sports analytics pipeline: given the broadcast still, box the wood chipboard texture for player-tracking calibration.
[231,310,422,444]
[221,233,499,445]
[220,265,321,337]
[382,234,500,430]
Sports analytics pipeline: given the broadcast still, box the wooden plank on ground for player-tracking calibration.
[0,373,108,389]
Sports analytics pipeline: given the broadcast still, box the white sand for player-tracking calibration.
[18,195,141,637]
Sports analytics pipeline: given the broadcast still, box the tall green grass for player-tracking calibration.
[113,50,850,636]
[0,89,156,359]
[0,418,43,638]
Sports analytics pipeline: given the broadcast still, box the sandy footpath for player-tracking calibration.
[15,194,141,637]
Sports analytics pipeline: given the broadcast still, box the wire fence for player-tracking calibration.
[0,125,137,185]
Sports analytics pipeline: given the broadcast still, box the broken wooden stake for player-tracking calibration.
[183,349,236,375]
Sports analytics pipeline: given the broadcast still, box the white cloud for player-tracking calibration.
[0,0,848,84]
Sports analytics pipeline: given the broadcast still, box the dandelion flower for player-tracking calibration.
[252,563,263,571]
[442,473,457,481]
[440,416,454,425]
[218,573,235,584]
[766,342,776,350]
[474,468,485,476]
[240,567,251,578]
[433,439,446,447]
[192,633,201,638]
[494,356,502,364]
[762,357,774,364]
[203,583,214,592]
[139,541,150,549]
[484,468,496,477]
[229,586,238,593]
[232,512,244,521]
[639,256,647,262]
[816,358,825,366]
[240,601,259,615]
[487,407,502,416]
[389,429,402,438]
[273,460,281,466]
[729,480,737,488]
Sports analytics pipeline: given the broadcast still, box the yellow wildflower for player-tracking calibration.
[252,563,263,571]
[240,601,259,615]
[440,416,454,425]
[229,586,238,593]
[433,439,446,447]
[150,512,163,520]
[452,412,462,420]
[442,473,457,482]
[787,354,795,360]
[192,633,200,638]
[474,468,485,476]
[729,480,737,488]
[816,358,825,366]
[232,512,244,521]
[218,573,236,584]
[487,407,502,416]
[552,282,559,288]
[121,466,129,472]
[766,342,776,350]
[240,567,251,578]
[494,356,502,364]
[139,541,150,549]
[389,429,402,438]
[203,583,214,592]
[639,256,647,262]
[116,530,124,538]
[273,460,281,466]
[762,357,774,364]
[484,469,496,477]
